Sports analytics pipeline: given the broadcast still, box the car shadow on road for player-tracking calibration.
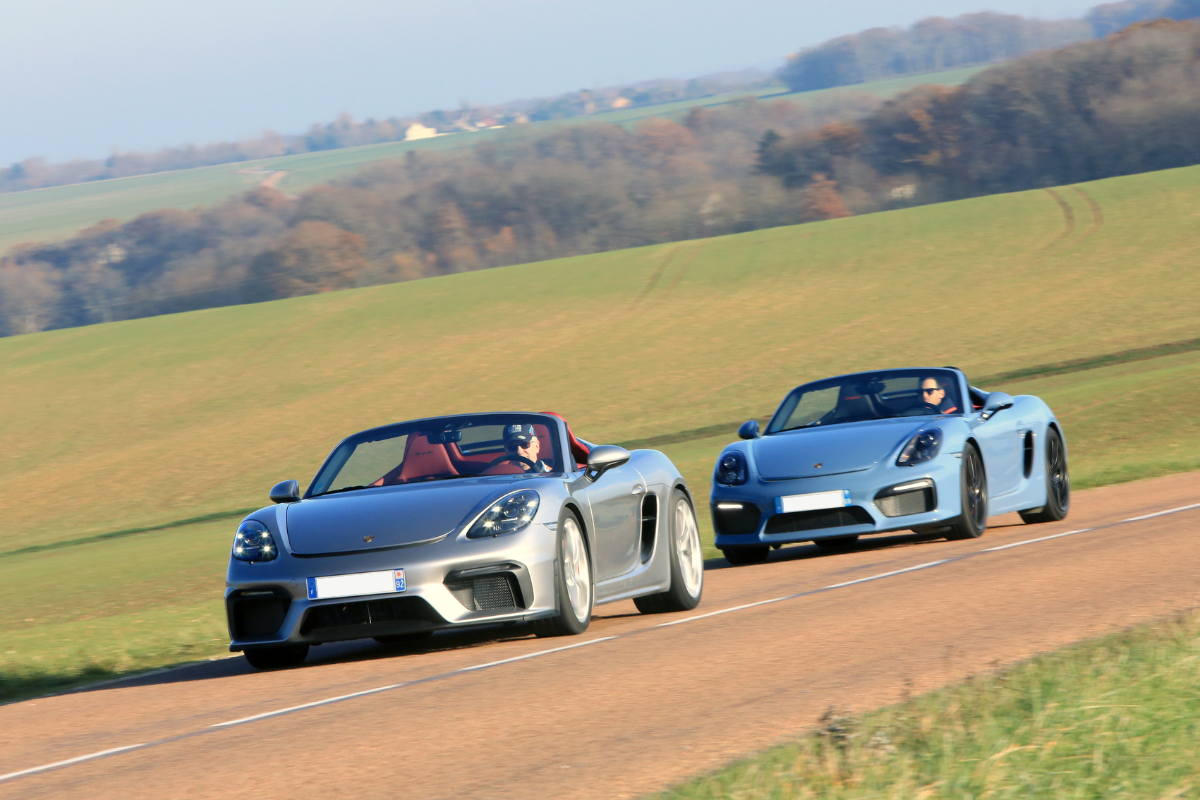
[702,529,951,572]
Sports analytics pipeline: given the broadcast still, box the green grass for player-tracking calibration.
[1,161,1199,702]
[0,66,985,255]
[657,610,1200,799]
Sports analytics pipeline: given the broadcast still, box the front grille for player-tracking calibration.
[875,487,935,517]
[299,596,443,637]
[445,574,521,611]
[229,593,290,639]
[764,506,874,535]
[713,504,762,536]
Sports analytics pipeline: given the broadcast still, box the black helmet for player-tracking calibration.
[503,423,536,450]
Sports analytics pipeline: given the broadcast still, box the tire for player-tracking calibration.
[721,545,770,566]
[531,510,593,637]
[243,644,309,670]
[945,443,987,540]
[634,490,704,614]
[1019,427,1070,524]
[814,535,859,552]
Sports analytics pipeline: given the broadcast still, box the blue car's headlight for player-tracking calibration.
[715,451,748,485]
[467,490,540,538]
[232,520,278,562]
[897,429,943,466]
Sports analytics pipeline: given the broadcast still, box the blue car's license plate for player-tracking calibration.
[776,489,851,514]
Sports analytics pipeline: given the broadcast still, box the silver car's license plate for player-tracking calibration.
[306,569,405,600]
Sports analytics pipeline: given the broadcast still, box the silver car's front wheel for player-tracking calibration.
[562,516,592,624]
[532,511,594,637]
[635,490,704,614]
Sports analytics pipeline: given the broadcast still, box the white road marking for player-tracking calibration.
[456,636,616,673]
[823,560,948,589]
[655,597,791,628]
[1123,503,1200,523]
[212,683,408,727]
[0,744,146,783]
[8,497,1200,784]
[982,529,1092,552]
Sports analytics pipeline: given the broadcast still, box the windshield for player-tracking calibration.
[308,414,564,497]
[766,369,963,433]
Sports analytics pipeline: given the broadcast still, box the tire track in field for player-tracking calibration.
[658,240,707,302]
[633,244,682,305]
[1038,188,1076,253]
[1069,185,1104,242]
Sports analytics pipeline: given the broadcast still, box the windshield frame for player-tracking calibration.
[764,368,965,435]
[304,413,567,499]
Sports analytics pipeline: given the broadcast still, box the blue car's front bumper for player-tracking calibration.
[710,455,963,547]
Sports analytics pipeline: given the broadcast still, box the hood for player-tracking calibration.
[286,479,534,556]
[752,419,925,480]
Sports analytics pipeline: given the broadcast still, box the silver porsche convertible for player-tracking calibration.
[225,412,704,669]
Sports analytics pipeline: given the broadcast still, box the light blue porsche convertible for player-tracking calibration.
[710,367,1069,565]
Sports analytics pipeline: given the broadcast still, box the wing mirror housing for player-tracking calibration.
[585,445,631,481]
[738,420,761,440]
[269,479,301,504]
[981,392,1014,421]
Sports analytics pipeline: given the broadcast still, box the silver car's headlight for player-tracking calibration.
[232,520,278,562]
[897,429,943,466]
[467,491,540,538]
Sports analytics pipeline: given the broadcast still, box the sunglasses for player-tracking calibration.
[922,387,943,394]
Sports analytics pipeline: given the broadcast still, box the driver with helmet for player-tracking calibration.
[501,423,553,472]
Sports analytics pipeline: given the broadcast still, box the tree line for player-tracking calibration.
[3,21,1200,338]
[776,1,1200,92]
[0,92,876,336]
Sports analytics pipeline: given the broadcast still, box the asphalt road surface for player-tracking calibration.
[3,472,1198,799]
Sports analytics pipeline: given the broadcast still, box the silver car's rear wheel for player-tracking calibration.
[532,511,593,637]
[634,490,704,614]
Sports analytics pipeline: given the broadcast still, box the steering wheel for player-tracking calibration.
[486,454,538,471]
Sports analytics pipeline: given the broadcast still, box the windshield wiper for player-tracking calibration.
[313,485,368,497]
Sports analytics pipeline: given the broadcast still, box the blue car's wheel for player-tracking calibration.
[1020,427,1070,524]
[946,443,987,540]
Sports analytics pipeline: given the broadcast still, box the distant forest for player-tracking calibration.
[4,0,1198,197]
[776,0,1200,91]
[2,21,1200,337]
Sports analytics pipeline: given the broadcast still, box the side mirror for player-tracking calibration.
[738,420,761,440]
[269,479,301,504]
[585,445,631,481]
[981,392,1014,421]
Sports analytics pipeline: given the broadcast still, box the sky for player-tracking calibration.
[2,0,1099,166]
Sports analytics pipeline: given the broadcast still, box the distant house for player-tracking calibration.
[404,123,439,141]
[612,97,632,109]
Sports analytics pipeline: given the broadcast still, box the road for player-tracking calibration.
[2,472,1198,799]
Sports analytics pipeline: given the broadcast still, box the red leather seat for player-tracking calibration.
[373,433,459,485]
[540,411,591,469]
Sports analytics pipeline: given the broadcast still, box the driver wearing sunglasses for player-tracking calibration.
[920,376,959,414]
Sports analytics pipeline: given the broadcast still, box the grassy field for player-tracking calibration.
[1,161,1199,701]
[657,610,1200,799]
[0,67,985,255]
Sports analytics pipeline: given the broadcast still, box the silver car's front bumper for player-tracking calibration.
[226,522,560,650]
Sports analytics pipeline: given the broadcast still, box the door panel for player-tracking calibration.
[975,413,1022,497]
[579,464,645,582]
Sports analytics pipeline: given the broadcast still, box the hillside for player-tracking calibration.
[2,163,1199,552]
[0,69,984,257]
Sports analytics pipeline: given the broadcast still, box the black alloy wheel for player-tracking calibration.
[946,443,987,540]
[814,535,859,552]
[1019,427,1070,523]
[721,545,770,566]
[243,643,309,670]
